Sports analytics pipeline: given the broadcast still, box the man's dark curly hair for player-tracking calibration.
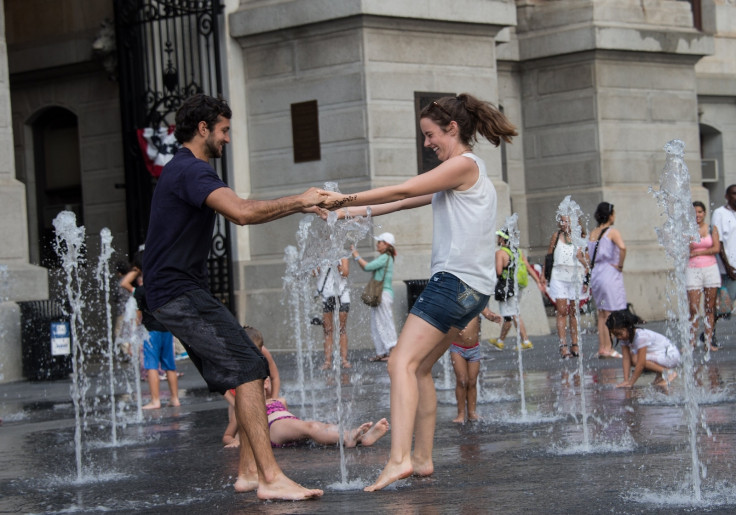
[174,93,232,144]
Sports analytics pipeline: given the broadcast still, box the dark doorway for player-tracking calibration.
[32,107,82,268]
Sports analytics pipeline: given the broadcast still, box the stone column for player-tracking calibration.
[515,0,713,321]
[0,0,49,383]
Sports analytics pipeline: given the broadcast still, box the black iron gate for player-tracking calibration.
[114,0,234,311]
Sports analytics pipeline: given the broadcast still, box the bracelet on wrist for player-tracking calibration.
[353,255,361,262]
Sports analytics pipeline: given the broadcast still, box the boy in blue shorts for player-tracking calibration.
[133,274,180,409]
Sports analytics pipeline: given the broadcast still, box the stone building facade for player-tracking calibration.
[0,0,735,381]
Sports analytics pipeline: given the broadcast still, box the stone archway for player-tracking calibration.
[28,106,81,268]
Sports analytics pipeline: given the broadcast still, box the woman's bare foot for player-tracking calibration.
[142,401,161,410]
[452,413,465,423]
[341,360,352,369]
[234,474,258,492]
[359,418,389,446]
[257,474,323,500]
[169,398,181,407]
[411,457,434,477]
[364,460,413,492]
[321,361,332,371]
[345,422,373,447]
[467,412,480,421]
[224,439,240,449]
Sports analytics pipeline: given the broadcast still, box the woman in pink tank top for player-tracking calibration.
[686,201,721,351]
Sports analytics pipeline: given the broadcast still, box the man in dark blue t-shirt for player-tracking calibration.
[143,94,324,501]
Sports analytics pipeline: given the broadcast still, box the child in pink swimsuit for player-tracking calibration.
[263,378,390,448]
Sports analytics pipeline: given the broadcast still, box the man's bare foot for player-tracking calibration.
[345,422,373,447]
[257,474,323,500]
[467,412,480,421]
[234,475,258,493]
[364,461,413,492]
[142,401,161,410]
[411,457,434,477]
[321,361,332,371]
[169,398,181,407]
[224,439,240,449]
[359,418,389,446]
[452,414,465,423]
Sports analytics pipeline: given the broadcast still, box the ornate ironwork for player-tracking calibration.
[114,0,234,311]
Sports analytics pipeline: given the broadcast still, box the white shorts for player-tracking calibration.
[498,291,521,317]
[686,263,721,291]
[548,278,587,302]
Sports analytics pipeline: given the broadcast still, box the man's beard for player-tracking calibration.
[205,137,223,158]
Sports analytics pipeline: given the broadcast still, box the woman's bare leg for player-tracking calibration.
[451,352,469,423]
[555,298,568,345]
[687,289,701,348]
[411,329,457,476]
[703,287,717,350]
[322,312,334,369]
[569,302,579,347]
[364,315,448,492]
[597,309,612,355]
[338,311,350,367]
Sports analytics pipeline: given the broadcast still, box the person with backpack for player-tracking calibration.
[490,229,542,351]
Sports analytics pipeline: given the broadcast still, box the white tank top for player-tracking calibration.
[430,152,497,295]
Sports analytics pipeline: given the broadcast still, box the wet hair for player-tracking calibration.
[605,309,643,344]
[385,244,397,259]
[243,325,264,350]
[115,260,130,276]
[420,93,517,148]
[692,200,706,212]
[174,93,232,144]
[594,202,615,225]
[131,250,144,271]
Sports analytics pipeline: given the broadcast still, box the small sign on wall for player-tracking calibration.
[50,321,71,356]
[291,100,321,163]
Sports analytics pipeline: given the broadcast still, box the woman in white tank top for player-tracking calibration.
[320,94,517,492]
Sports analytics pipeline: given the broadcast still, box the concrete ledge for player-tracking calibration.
[230,0,516,38]
[1,262,48,302]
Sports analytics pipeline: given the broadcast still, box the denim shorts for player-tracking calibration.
[450,343,481,362]
[410,272,490,334]
[153,289,269,394]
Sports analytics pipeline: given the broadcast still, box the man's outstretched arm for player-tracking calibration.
[206,186,327,225]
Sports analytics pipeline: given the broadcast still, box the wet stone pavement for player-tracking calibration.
[1,320,736,514]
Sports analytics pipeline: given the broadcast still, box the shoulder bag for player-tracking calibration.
[586,226,610,285]
[544,231,560,282]
[361,259,390,307]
